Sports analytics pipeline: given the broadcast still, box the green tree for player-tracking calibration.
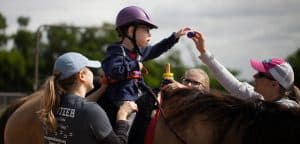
[37,23,118,80]
[0,14,35,92]
[1,12,241,93]
[287,48,300,87]
[13,30,35,58]
[144,50,187,88]
[0,13,6,29]
[0,15,117,91]
[0,49,29,92]
[12,17,36,91]
[17,16,29,28]
[0,13,7,48]
[78,22,118,60]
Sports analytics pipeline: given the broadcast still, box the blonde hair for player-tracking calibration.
[284,85,300,104]
[37,73,77,132]
[184,68,210,93]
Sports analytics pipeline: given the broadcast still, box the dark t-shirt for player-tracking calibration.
[44,93,129,144]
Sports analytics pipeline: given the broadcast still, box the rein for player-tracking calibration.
[140,84,188,144]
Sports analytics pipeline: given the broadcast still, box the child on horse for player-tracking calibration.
[101,5,189,126]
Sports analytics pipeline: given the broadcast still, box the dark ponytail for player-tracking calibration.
[288,85,300,104]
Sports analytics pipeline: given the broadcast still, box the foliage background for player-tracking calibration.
[0,13,299,94]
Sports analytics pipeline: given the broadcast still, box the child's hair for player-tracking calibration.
[116,25,131,38]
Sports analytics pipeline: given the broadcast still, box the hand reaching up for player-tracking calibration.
[191,31,206,55]
[175,27,191,38]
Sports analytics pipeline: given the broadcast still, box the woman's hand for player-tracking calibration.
[161,78,187,92]
[117,101,138,120]
[191,31,206,55]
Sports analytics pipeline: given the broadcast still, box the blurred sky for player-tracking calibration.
[1,0,300,80]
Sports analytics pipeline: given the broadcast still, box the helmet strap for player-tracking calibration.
[123,24,143,57]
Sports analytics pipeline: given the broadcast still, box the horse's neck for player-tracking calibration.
[5,91,44,144]
[154,113,216,144]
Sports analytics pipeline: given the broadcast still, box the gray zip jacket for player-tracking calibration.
[199,51,299,108]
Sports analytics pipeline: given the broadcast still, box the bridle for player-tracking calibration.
[141,84,188,144]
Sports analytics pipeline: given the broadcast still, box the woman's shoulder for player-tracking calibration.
[81,101,106,114]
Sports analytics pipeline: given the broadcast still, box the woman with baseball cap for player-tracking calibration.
[190,31,300,107]
[250,58,299,103]
[38,52,138,144]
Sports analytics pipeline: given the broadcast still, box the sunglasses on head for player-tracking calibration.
[254,72,275,80]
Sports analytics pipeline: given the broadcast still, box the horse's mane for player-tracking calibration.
[162,88,300,144]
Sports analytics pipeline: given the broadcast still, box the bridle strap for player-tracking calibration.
[140,83,188,144]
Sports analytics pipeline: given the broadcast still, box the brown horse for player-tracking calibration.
[154,88,300,144]
[0,90,44,144]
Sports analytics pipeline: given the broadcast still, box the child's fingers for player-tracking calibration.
[183,27,191,32]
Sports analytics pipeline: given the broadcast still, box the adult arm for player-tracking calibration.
[192,31,263,100]
[87,101,137,144]
[86,74,108,102]
[100,120,129,144]
[86,85,108,102]
[101,101,139,144]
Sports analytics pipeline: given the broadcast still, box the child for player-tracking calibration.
[101,6,188,124]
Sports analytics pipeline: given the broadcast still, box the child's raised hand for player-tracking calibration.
[175,27,191,38]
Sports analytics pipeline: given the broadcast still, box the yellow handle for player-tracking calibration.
[163,63,174,79]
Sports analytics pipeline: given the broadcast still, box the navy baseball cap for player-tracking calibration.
[54,52,101,80]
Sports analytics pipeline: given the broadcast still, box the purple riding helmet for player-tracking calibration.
[115,6,158,29]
